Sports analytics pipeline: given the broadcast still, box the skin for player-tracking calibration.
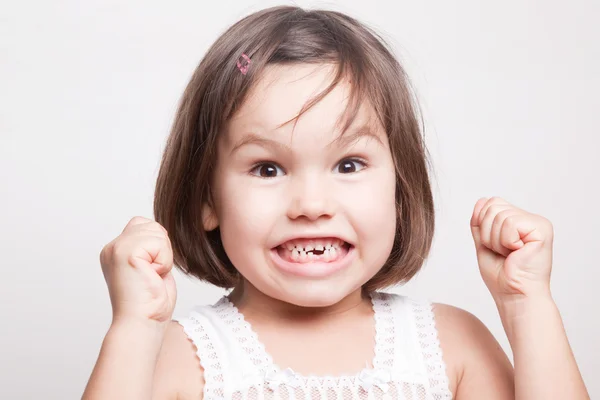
[83,63,589,399]
[204,63,397,312]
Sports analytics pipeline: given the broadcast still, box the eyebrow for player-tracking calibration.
[229,133,292,155]
[229,124,384,156]
[327,125,384,150]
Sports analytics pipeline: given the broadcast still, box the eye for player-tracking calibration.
[335,158,367,174]
[250,162,285,178]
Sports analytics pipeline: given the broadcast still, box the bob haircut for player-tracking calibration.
[154,6,435,292]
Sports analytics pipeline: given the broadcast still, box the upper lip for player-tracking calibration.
[273,233,353,248]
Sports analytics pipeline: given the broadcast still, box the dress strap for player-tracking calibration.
[402,297,453,399]
[176,299,250,399]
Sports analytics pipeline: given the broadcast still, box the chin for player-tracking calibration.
[265,278,365,308]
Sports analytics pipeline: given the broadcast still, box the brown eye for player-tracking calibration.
[336,159,365,174]
[251,163,283,178]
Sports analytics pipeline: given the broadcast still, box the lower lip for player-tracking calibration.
[269,246,355,278]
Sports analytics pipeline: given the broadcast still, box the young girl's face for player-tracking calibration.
[205,64,397,307]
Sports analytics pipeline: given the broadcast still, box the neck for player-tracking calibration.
[228,280,371,324]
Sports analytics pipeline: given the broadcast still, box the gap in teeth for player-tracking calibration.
[283,239,344,253]
[283,239,345,262]
[290,247,338,261]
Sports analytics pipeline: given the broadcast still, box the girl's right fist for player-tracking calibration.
[100,217,177,327]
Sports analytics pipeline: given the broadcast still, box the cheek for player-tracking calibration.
[214,174,284,243]
[345,169,397,258]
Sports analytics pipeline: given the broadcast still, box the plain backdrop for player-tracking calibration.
[2,0,598,398]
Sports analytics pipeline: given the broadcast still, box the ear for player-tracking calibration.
[201,203,219,231]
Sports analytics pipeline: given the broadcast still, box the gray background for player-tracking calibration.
[2,0,598,398]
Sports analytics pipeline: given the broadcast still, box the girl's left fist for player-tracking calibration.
[470,197,554,301]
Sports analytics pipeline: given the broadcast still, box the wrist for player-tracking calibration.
[111,313,170,330]
[109,316,169,343]
[495,291,554,317]
[495,293,558,343]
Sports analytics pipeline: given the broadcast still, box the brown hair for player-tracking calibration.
[154,6,435,292]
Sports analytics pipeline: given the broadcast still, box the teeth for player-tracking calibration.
[280,239,347,256]
[281,244,347,263]
[292,249,300,261]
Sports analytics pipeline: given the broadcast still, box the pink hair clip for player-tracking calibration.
[236,53,251,75]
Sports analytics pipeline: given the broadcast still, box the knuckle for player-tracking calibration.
[110,240,131,261]
[489,196,504,204]
[155,222,169,235]
[146,220,168,236]
[540,217,554,235]
[537,214,552,226]
[489,204,504,215]
[126,216,153,229]
[99,245,109,264]
[100,240,116,259]
[503,215,518,228]
[492,210,505,224]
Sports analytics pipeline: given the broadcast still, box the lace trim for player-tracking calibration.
[213,297,276,373]
[216,291,397,386]
[408,299,453,399]
[372,292,395,370]
[176,316,226,399]
[180,293,453,399]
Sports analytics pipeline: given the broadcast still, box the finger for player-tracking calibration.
[477,197,510,226]
[480,204,512,251]
[470,197,487,249]
[491,210,522,257]
[123,216,153,232]
[127,236,174,275]
[470,197,488,248]
[128,256,168,297]
[470,197,488,228]
[500,214,541,249]
[126,224,172,249]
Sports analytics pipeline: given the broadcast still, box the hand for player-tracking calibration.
[470,197,554,303]
[100,217,177,327]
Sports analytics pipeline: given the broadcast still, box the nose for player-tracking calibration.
[287,173,335,221]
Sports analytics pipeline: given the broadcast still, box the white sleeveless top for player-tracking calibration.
[176,292,452,400]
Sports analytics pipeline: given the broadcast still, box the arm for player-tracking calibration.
[434,303,514,400]
[498,295,589,399]
[84,217,186,399]
[82,320,201,400]
[438,300,588,400]
[152,321,204,400]
[82,320,166,400]
[468,197,589,399]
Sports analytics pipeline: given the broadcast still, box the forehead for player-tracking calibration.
[225,63,382,143]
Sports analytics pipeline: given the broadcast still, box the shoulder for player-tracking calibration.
[431,303,514,400]
[152,320,204,400]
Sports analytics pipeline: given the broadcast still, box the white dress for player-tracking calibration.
[175,292,453,399]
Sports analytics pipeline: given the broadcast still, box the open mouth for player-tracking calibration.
[274,237,353,263]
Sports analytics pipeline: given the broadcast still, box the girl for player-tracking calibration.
[83,6,589,400]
